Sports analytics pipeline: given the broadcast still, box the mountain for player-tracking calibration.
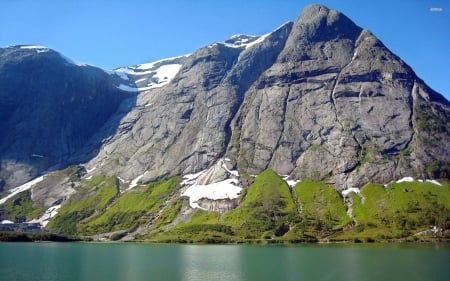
[0,45,134,190]
[84,4,449,189]
[0,5,449,242]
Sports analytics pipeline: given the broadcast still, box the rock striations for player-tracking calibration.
[0,5,449,236]
[85,4,449,191]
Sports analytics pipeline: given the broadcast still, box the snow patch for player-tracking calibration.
[282,175,301,188]
[151,64,182,86]
[31,154,45,158]
[115,63,182,92]
[181,170,205,185]
[342,187,361,197]
[352,49,358,60]
[20,45,49,53]
[135,78,147,83]
[113,69,130,81]
[28,205,61,227]
[128,174,144,190]
[134,54,189,70]
[85,166,97,173]
[221,160,239,177]
[426,179,442,186]
[116,84,154,92]
[391,177,441,186]
[117,84,139,92]
[222,33,271,49]
[117,176,127,183]
[182,179,242,209]
[0,176,45,205]
[396,177,415,183]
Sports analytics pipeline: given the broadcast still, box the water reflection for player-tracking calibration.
[0,243,449,281]
[180,245,243,281]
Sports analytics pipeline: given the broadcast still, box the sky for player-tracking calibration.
[0,0,449,99]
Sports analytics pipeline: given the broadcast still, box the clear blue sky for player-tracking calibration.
[1,0,449,99]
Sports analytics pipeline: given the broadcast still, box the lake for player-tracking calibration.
[0,243,449,281]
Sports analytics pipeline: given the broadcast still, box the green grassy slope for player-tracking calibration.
[0,190,45,222]
[222,169,297,240]
[338,181,450,240]
[293,179,352,238]
[46,176,118,234]
[78,178,178,235]
[44,168,450,242]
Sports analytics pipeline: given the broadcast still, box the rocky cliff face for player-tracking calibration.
[0,4,449,195]
[84,5,449,190]
[0,46,131,189]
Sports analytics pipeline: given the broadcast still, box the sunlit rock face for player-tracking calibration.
[1,4,449,193]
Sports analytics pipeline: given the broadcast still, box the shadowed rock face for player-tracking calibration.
[1,4,449,192]
[0,46,132,189]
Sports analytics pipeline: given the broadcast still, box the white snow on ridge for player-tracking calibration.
[0,176,45,205]
[20,45,49,53]
[115,63,182,92]
[134,55,187,70]
[113,69,130,81]
[221,33,271,49]
[182,179,242,210]
[152,64,182,84]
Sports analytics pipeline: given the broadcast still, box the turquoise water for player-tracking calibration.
[0,243,449,281]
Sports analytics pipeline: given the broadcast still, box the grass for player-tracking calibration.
[0,190,45,222]
[332,180,450,241]
[147,209,234,243]
[46,176,118,234]
[43,168,450,243]
[78,178,178,235]
[153,199,184,229]
[222,169,297,239]
[294,179,352,237]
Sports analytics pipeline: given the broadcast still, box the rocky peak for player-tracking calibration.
[0,5,449,194]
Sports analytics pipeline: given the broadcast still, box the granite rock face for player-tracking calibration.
[1,5,449,193]
[0,46,131,189]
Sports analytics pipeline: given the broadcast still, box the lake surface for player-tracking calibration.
[0,243,449,281]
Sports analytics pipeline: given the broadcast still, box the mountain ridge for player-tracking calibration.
[0,4,449,241]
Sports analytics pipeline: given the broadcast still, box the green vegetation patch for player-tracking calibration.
[78,178,178,235]
[294,179,352,237]
[153,199,184,229]
[0,190,45,222]
[46,176,118,234]
[0,231,78,242]
[222,169,297,239]
[148,210,234,243]
[349,181,450,239]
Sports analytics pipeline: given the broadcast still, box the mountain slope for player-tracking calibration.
[0,46,132,190]
[0,4,449,241]
[83,4,449,191]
